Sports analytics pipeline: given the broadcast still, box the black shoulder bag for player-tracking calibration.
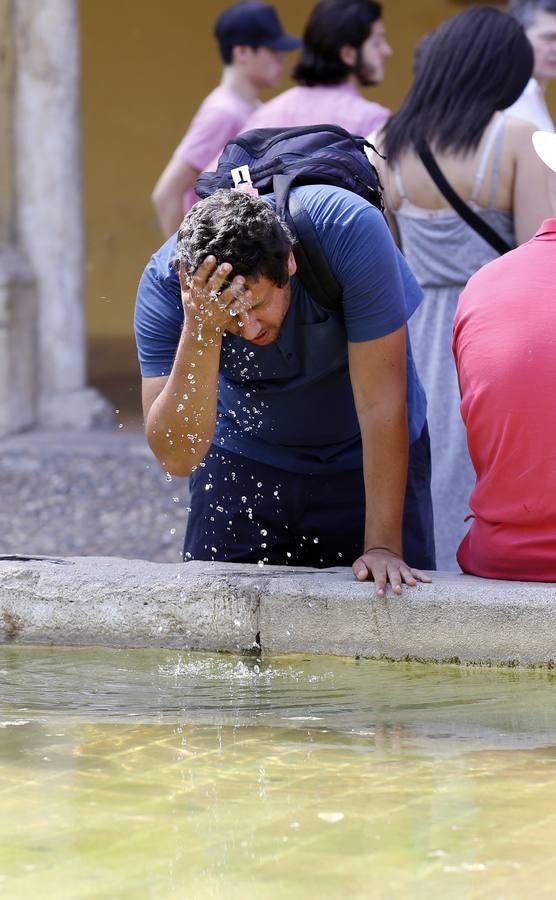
[418,144,512,255]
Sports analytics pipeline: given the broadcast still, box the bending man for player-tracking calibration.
[135,185,435,593]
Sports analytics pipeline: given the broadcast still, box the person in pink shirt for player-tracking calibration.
[151,3,301,237]
[453,131,556,581]
[238,0,392,138]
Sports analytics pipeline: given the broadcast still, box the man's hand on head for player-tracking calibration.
[352,547,432,597]
[178,256,253,338]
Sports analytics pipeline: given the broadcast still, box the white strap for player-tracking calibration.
[470,114,505,203]
[392,164,406,201]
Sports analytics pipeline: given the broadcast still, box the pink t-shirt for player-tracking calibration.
[174,85,257,213]
[452,219,556,581]
[240,83,390,138]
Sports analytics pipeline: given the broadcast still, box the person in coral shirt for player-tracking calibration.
[453,131,556,580]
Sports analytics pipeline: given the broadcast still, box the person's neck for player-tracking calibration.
[534,73,549,92]
[220,66,260,106]
[344,73,363,92]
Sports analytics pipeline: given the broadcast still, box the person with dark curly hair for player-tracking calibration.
[135,185,435,594]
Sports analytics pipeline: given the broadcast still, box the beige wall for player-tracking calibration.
[81,0,555,380]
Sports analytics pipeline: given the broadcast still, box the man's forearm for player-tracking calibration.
[359,403,408,555]
[154,196,185,240]
[146,325,221,476]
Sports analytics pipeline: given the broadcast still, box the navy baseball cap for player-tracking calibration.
[214,2,301,53]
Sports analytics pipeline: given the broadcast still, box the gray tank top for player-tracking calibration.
[389,114,516,288]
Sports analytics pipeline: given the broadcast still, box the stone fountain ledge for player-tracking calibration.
[0,555,555,667]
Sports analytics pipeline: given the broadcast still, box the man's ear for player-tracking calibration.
[287,250,297,277]
[232,45,255,65]
[339,43,357,67]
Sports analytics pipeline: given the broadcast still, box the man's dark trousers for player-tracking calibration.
[183,423,435,569]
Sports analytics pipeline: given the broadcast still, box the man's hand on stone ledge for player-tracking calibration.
[352,548,432,597]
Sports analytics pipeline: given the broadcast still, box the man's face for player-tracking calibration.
[355,19,393,86]
[243,46,287,89]
[527,10,556,85]
[226,269,293,346]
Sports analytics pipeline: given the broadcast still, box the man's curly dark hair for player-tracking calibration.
[172,190,295,287]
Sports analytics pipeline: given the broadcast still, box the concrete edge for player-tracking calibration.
[0,556,555,667]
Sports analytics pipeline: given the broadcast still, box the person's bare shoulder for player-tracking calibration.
[503,114,538,151]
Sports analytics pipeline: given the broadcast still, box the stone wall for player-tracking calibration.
[1,557,555,667]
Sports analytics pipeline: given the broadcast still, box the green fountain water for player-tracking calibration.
[0,645,555,898]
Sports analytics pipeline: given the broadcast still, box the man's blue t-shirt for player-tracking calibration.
[135,184,427,474]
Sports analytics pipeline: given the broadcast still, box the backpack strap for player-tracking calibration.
[272,174,342,312]
[286,190,343,312]
[273,173,296,218]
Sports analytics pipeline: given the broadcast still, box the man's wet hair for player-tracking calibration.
[172,190,295,287]
[508,0,556,29]
[384,6,533,163]
[292,0,382,86]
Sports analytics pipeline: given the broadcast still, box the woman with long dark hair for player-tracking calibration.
[372,6,554,570]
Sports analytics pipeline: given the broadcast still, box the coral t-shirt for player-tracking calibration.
[453,219,556,581]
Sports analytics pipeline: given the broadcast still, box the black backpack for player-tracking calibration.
[195,124,384,311]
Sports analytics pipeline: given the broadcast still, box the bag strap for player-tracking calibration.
[418,144,512,256]
[273,174,342,312]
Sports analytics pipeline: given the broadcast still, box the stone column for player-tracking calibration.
[13,0,111,429]
[0,0,37,436]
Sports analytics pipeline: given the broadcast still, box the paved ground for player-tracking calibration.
[0,427,189,562]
